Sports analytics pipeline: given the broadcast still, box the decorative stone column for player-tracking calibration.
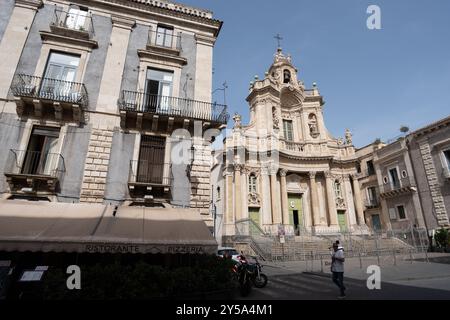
[225,170,233,224]
[351,174,366,226]
[325,171,338,227]
[343,175,357,229]
[234,164,243,221]
[309,171,321,227]
[260,167,273,226]
[270,167,281,225]
[279,169,290,226]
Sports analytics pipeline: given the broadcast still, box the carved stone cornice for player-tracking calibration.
[233,164,245,172]
[40,31,98,50]
[137,49,187,67]
[111,15,136,30]
[243,166,261,177]
[15,0,42,10]
[279,169,288,177]
[195,33,216,46]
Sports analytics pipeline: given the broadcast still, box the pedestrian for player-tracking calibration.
[331,240,346,299]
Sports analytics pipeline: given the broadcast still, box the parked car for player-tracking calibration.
[217,247,240,261]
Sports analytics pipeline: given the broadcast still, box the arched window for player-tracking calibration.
[283,69,291,84]
[217,186,221,199]
[248,174,257,193]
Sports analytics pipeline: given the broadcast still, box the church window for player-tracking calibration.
[283,69,291,84]
[283,120,293,141]
[248,174,257,193]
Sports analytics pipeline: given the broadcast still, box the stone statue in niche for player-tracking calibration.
[308,114,319,138]
[273,108,280,129]
[345,129,353,145]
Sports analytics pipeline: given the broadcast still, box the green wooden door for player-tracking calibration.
[337,210,347,232]
[288,195,303,233]
[249,208,261,235]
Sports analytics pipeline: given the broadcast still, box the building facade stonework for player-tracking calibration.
[217,48,369,240]
[0,0,228,230]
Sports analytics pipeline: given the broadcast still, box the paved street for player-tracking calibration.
[239,253,450,300]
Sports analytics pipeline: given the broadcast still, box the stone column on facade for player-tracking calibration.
[260,166,273,226]
[0,0,42,99]
[279,169,290,226]
[234,164,243,221]
[225,170,233,224]
[343,175,357,229]
[351,174,366,226]
[325,171,338,227]
[270,166,281,225]
[96,15,135,113]
[194,34,215,103]
[309,171,321,227]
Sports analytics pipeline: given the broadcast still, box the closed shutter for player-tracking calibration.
[137,136,166,184]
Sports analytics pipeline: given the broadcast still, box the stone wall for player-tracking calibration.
[79,126,114,203]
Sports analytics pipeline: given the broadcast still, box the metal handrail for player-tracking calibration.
[129,161,172,185]
[10,74,88,108]
[6,149,65,178]
[118,90,229,124]
[51,7,94,38]
[147,27,181,51]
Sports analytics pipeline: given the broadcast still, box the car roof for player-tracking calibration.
[218,247,237,251]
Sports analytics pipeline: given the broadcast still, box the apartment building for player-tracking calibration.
[0,0,228,232]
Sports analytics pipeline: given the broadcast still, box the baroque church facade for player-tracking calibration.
[218,48,369,239]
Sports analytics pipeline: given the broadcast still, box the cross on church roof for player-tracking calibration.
[274,33,283,49]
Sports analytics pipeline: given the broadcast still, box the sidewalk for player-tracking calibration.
[261,252,450,292]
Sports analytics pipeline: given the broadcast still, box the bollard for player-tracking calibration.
[410,249,413,264]
[377,251,380,266]
[311,251,314,272]
[393,249,397,266]
[359,252,362,269]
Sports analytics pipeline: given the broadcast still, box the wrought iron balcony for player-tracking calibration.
[4,149,66,194]
[118,91,229,129]
[147,27,182,53]
[10,74,87,122]
[50,8,94,40]
[128,160,173,201]
[380,177,416,198]
[364,198,380,209]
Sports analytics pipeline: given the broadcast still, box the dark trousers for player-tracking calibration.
[332,272,345,295]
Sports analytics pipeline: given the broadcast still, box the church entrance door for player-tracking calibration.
[288,194,303,235]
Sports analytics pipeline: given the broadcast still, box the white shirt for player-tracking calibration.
[331,247,345,273]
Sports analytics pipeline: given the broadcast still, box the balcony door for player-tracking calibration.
[65,6,88,30]
[389,168,400,189]
[22,127,60,176]
[41,52,80,101]
[137,136,166,184]
[144,68,173,113]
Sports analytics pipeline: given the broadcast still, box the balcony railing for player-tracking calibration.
[365,198,380,208]
[118,91,229,125]
[129,161,172,186]
[10,74,88,108]
[280,139,304,152]
[147,27,182,52]
[51,8,94,39]
[6,149,66,178]
[382,177,415,194]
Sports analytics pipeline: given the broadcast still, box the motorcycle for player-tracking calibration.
[232,252,253,297]
[250,256,268,288]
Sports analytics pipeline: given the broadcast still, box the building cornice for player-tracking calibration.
[15,0,43,10]
[77,0,223,36]
[111,15,136,30]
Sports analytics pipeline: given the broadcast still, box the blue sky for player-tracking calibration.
[181,0,450,147]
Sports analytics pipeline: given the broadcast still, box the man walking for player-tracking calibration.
[331,241,346,299]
